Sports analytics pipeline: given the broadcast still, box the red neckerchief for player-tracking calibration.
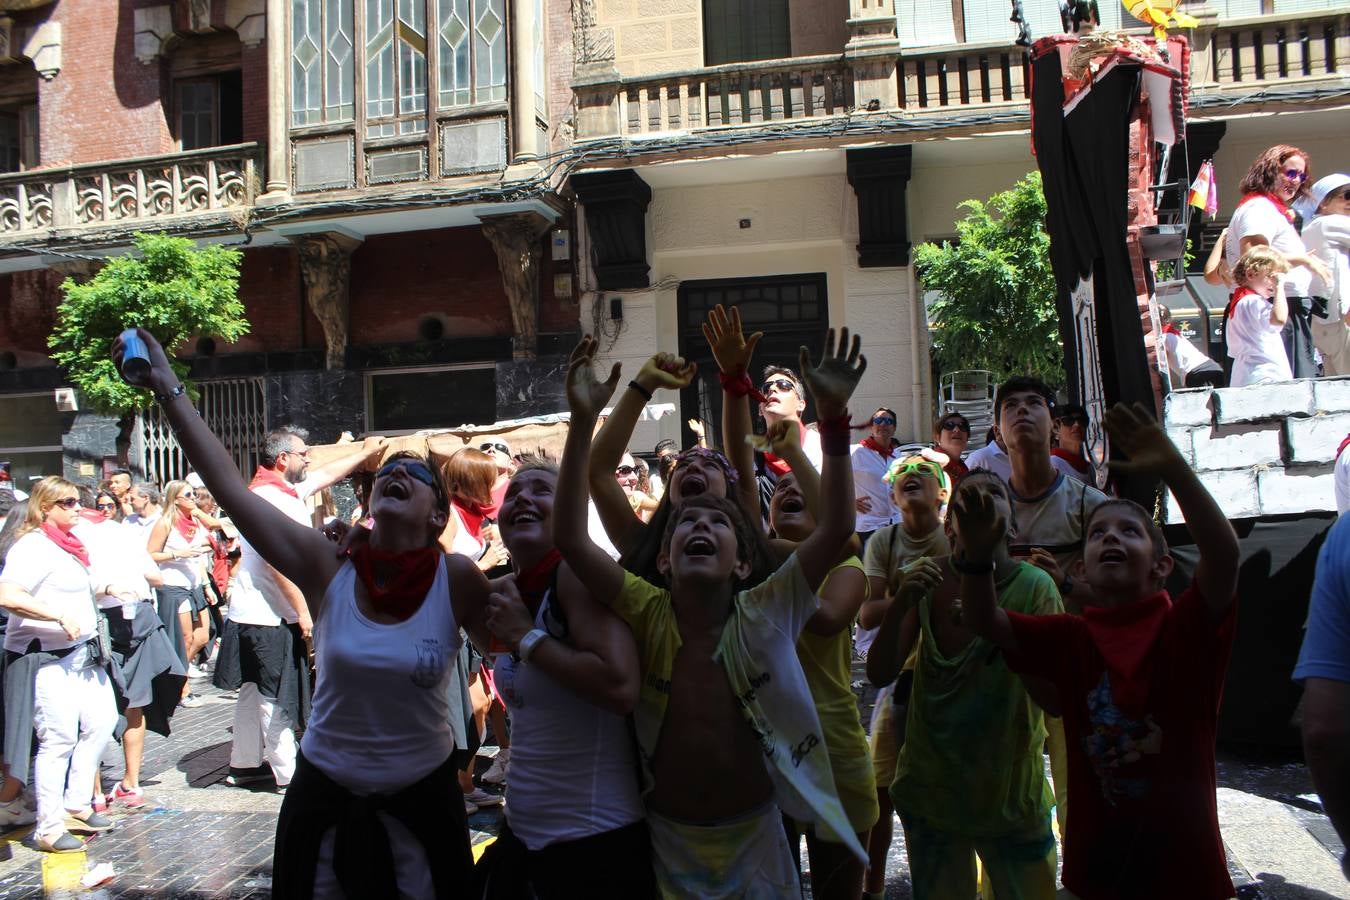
[349,542,442,622]
[763,422,808,476]
[42,521,90,567]
[457,502,488,542]
[860,436,893,460]
[1051,447,1090,473]
[1082,591,1172,717]
[1162,322,1180,335]
[1338,433,1350,459]
[174,509,198,542]
[78,509,106,525]
[517,548,563,613]
[249,466,298,498]
[1224,285,1260,321]
[1239,191,1294,224]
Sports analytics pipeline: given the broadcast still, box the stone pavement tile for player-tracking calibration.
[1218,787,1347,898]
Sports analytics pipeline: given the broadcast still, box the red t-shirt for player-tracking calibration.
[1050,447,1090,474]
[1003,583,1237,900]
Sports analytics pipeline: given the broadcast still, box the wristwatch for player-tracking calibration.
[155,383,187,403]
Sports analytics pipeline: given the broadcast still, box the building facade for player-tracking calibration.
[0,0,1346,486]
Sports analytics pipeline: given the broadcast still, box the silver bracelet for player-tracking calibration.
[517,628,548,662]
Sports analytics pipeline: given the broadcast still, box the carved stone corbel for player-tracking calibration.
[480,212,552,359]
[225,0,266,47]
[293,231,363,370]
[133,5,173,64]
[19,20,59,78]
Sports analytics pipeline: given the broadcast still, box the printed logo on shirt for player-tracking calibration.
[409,638,446,689]
[1084,673,1163,803]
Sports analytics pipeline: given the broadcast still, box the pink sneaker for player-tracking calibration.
[110,783,146,809]
[91,793,108,814]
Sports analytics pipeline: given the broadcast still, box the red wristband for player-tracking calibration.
[719,371,768,404]
[818,413,853,455]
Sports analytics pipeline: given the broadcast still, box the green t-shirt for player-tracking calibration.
[890,561,1063,836]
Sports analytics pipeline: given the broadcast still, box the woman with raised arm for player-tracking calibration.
[114,329,495,899]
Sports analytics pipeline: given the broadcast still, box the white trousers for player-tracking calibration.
[229,681,296,785]
[32,647,118,837]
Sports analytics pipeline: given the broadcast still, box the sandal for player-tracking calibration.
[38,831,85,853]
[64,810,113,834]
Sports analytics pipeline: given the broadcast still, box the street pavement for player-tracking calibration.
[0,670,1342,898]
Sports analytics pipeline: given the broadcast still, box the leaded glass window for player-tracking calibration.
[292,0,354,125]
[437,0,506,108]
[366,0,429,137]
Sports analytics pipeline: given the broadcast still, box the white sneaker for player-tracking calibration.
[481,749,509,785]
[187,664,210,680]
[463,788,503,808]
[0,798,36,828]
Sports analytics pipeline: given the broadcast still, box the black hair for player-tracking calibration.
[654,439,677,456]
[994,377,1057,418]
[1055,403,1088,422]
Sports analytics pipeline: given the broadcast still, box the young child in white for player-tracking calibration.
[1225,245,1293,386]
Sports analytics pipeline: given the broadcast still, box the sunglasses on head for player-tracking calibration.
[376,458,443,499]
[54,497,80,510]
[872,416,896,426]
[615,465,637,477]
[480,442,509,455]
[761,378,798,396]
[940,419,971,433]
[1282,168,1308,183]
[675,447,739,485]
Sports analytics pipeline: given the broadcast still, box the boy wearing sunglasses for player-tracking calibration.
[756,365,824,518]
[868,469,1062,900]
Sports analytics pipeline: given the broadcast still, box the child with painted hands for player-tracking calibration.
[963,401,1241,900]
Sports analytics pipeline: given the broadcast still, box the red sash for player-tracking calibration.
[350,543,442,623]
[860,436,893,460]
[42,522,90,568]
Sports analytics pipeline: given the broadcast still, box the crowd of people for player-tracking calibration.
[1173,145,1350,389]
[0,217,1343,896]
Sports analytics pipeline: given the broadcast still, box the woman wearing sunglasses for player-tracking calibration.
[114,329,497,898]
[931,413,971,483]
[1226,145,1334,378]
[0,477,125,852]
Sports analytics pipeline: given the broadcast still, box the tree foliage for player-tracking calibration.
[48,233,249,415]
[914,172,1063,387]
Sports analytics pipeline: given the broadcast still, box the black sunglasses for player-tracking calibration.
[376,459,443,500]
[479,442,510,454]
[1057,415,1089,427]
[54,497,80,509]
[615,465,637,477]
[940,419,971,433]
[761,378,798,396]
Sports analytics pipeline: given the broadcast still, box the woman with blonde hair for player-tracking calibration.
[148,480,217,706]
[0,477,127,852]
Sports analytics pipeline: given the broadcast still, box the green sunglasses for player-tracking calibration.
[885,457,943,484]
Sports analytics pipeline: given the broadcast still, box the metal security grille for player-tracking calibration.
[139,377,266,486]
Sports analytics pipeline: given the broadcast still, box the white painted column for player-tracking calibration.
[265,0,288,193]
[510,0,539,162]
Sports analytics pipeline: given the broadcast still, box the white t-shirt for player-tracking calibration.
[125,510,162,534]
[0,530,98,651]
[1226,292,1292,386]
[1008,473,1109,579]
[228,478,318,626]
[967,442,1082,484]
[1163,331,1214,379]
[73,520,158,608]
[157,518,211,589]
[1336,443,1350,515]
[1227,196,1313,296]
[850,442,901,533]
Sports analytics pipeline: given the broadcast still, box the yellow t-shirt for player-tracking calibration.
[794,557,878,833]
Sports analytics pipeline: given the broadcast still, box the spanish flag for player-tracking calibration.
[1188,160,1218,219]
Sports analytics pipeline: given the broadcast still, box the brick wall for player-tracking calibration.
[545,0,576,153]
[0,270,63,359]
[241,42,269,145]
[1162,377,1349,521]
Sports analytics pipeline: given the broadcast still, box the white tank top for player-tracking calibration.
[158,521,210,589]
[493,588,645,850]
[449,504,486,560]
[301,559,463,796]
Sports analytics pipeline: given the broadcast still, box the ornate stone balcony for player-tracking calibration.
[0,143,261,241]
[572,9,1350,143]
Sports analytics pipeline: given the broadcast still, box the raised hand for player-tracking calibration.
[701,304,763,375]
[763,419,801,456]
[1104,402,1187,479]
[798,327,866,419]
[952,480,1007,565]
[635,352,697,393]
[687,418,706,438]
[566,335,621,422]
[485,576,535,652]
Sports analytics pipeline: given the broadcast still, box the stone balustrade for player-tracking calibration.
[573,11,1350,141]
[0,143,261,238]
[1162,377,1349,522]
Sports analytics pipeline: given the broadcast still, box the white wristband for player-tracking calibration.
[517,628,548,662]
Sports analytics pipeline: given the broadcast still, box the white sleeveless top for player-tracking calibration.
[158,520,210,589]
[449,504,486,561]
[302,559,463,796]
[493,588,644,850]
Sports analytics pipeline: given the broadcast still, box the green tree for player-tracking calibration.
[48,232,249,415]
[914,172,1063,386]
